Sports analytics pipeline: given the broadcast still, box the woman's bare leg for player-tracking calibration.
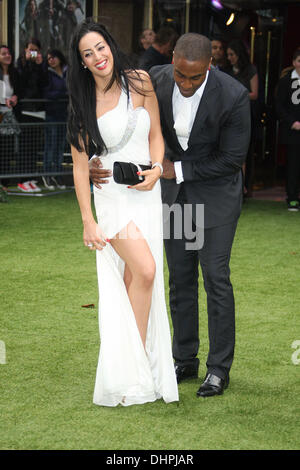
[110,222,156,348]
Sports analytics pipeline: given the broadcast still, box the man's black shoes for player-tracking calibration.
[196,373,229,397]
[175,365,230,397]
[175,364,198,384]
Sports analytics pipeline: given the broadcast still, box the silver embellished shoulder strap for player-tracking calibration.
[106,91,143,154]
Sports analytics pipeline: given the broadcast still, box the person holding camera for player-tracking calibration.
[16,38,48,191]
[17,38,47,112]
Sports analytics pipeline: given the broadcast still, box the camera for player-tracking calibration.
[30,51,38,58]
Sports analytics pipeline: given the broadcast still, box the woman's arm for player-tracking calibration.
[131,72,165,191]
[143,72,165,167]
[71,144,108,250]
[249,73,258,101]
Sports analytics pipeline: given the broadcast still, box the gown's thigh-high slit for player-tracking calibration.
[110,221,156,348]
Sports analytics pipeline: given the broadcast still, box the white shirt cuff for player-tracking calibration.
[174,161,184,184]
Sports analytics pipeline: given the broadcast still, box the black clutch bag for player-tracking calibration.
[113,161,151,186]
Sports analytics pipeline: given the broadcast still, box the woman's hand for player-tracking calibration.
[5,95,18,108]
[36,53,43,65]
[291,121,300,131]
[25,50,43,64]
[129,166,161,191]
[83,219,110,251]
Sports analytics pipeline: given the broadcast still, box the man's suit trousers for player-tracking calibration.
[164,190,238,381]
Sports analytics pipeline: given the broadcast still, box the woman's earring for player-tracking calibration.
[82,62,87,69]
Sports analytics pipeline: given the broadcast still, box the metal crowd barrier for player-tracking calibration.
[0,99,73,195]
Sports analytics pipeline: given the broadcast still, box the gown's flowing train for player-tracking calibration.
[92,87,179,406]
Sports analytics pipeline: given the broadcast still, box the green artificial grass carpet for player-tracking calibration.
[0,193,299,450]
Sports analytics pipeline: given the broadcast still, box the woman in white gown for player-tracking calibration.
[67,19,178,407]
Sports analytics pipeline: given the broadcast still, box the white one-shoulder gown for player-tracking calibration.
[92,87,179,407]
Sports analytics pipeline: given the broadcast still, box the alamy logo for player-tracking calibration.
[291,79,300,105]
[106,202,205,251]
[163,203,204,250]
[0,340,6,364]
[291,340,300,365]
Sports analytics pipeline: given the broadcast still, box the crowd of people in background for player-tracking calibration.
[0,37,68,194]
[0,24,300,209]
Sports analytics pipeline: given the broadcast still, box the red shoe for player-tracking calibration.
[18,182,33,192]
[28,180,41,192]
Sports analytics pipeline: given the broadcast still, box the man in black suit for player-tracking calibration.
[151,33,250,397]
[90,33,250,397]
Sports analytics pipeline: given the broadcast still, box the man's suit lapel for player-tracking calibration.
[160,68,184,155]
[188,70,218,146]
[161,71,174,127]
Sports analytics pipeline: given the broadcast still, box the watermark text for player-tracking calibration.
[291,340,300,365]
[0,340,6,364]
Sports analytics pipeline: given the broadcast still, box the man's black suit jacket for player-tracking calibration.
[149,65,251,229]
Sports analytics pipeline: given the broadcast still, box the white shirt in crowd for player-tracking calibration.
[291,69,300,80]
[0,75,13,113]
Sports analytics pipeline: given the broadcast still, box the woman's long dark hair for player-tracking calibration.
[0,45,17,88]
[227,39,250,72]
[67,18,146,157]
[47,48,68,68]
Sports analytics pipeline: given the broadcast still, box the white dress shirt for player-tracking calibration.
[173,70,209,184]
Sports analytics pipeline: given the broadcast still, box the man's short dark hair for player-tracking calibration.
[154,27,178,47]
[174,33,212,62]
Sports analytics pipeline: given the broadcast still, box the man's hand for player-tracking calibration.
[162,158,176,179]
[89,158,112,189]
